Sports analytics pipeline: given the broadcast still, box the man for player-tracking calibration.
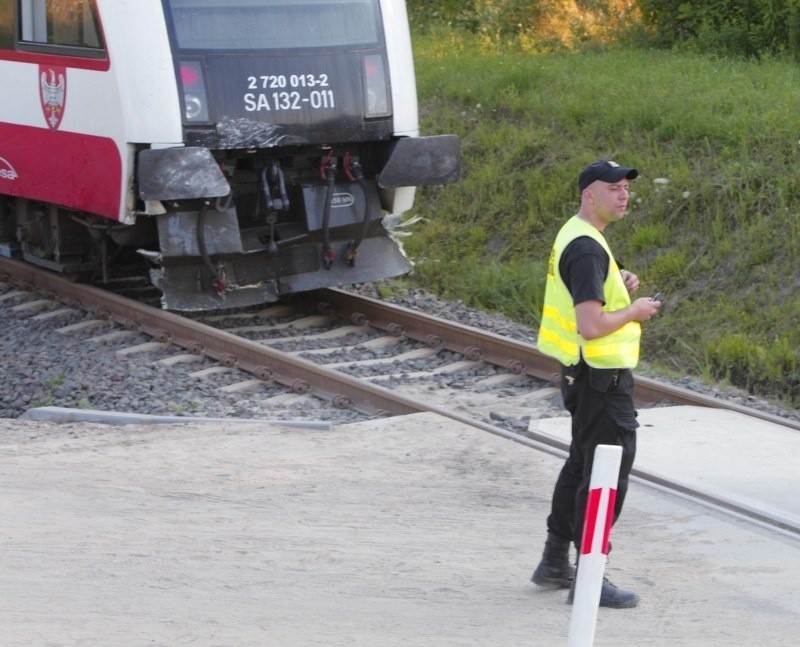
[531,159,661,608]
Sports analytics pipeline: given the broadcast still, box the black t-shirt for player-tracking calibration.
[558,236,609,306]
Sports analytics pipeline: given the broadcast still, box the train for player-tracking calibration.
[0,0,459,311]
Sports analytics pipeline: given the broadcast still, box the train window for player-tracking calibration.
[18,0,104,50]
[0,0,13,49]
[163,0,381,50]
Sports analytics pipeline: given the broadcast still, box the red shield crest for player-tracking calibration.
[40,65,67,130]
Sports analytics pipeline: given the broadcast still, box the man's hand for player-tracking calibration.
[576,296,661,340]
[620,269,639,293]
[629,296,662,322]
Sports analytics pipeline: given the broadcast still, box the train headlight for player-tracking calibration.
[184,94,204,120]
[363,54,390,118]
[178,60,210,123]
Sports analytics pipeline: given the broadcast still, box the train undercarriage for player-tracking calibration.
[0,136,457,311]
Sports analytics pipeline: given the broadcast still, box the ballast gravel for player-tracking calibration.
[1,281,798,425]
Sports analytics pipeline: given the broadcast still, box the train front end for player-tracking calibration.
[141,0,459,311]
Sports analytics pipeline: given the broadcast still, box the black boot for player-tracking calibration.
[566,573,640,609]
[531,532,575,589]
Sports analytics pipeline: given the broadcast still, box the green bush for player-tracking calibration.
[635,0,800,58]
[409,1,800,59]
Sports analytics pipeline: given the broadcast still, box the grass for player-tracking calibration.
[402,29,800,406]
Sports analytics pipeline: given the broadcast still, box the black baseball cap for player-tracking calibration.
[578,160,638,191]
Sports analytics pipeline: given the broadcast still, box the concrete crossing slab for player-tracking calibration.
[529,405,800,528]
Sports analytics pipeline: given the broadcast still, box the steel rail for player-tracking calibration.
[0,257,421,416]
[315,287,800,432]
[2,257,797,536]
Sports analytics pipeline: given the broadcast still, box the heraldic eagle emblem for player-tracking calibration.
[40,66,67,130]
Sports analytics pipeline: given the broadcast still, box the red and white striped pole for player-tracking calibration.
[567,444,622,647]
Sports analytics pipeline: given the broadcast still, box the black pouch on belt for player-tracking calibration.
[588,367,619,392]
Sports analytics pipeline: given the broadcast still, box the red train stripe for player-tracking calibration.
[0,122,122,220]
[0,49,110,71]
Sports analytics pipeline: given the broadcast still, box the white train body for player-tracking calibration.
[0,0,459,310]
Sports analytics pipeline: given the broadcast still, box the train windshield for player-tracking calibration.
[163,0,382,50]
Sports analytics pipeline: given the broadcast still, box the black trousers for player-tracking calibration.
[545,360,638,551]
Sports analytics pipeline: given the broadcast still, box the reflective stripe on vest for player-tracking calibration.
[536,215,641,368]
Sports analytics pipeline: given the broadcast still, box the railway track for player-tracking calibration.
[1,255,797,538]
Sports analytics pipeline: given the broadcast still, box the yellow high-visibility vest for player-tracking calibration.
[537,215,641,368]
